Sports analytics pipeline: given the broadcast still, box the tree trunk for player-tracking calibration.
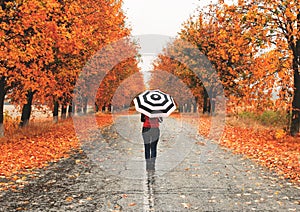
[290,24,300,136]
[83,97,88,114]
[193,97,198,113]
[95,103,99,112]
[68,102,73,118]
[108,103,112,112]
[76,104,82,114]
[203,91,208,114]
[203,89,211,114]
[61,104,67,119]
[186,101,191,113]
[19,91,34,127]
[211,91,216,115]
[290,60,300,136]
[53,101,59,123]
[0,77,6,136]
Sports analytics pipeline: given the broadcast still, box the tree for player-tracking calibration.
[176,1,294,122]
[96,56,141,111]
[0,0,134,132]
[151,38,222,114]
[149,69,196,113]
[179,3,262,113]
[78,38,141,113]
[239,0,299,134]
[110,71,145,111]
[0,0,23,133]
[1,0,60,127]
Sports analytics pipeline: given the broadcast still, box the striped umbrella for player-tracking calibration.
[133,90,176,118]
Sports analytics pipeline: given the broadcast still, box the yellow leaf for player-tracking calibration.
[65,197,73,202]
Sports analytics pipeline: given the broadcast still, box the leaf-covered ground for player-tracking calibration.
[0,113,299,193]
[1,114,299,211]
[182,114,300,185]
[220,124,300,184]
[0,114,112,190]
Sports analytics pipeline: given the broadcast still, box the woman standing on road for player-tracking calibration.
[141,113,163,171]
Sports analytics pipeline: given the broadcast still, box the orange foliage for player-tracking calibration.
[75,38,141,112]
[220,125,300,184]
[180,3,293,113]
[151,39,216,112]
[109,71,146,110]
[96,56,142,110]
[0,0,133,117]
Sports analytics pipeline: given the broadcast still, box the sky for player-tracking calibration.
[121,0,218,86]
[122,0,215,36]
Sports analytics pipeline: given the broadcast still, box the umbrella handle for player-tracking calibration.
[158,117,163,123]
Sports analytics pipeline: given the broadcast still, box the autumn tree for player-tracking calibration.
[149,69,197,113]
[152,38,224,114]
[179,3,266,114]
[96,56,141,112]
[152,4,250,114]
[0,0,22,135]
[76,37,141,114]
[171,1,294,128]
[0,0,61,127]
[110,71,145,111]
[49,0,131,121]
[0,0,134,132]
[241,0,299,134]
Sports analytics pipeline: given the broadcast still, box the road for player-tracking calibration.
[0,114,299,211]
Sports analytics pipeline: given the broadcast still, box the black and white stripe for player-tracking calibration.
[134,90,176,118]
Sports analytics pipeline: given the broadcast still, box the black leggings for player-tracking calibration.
[142,127,160,160]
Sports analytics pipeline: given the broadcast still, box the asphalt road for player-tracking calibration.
[0,114,299,211]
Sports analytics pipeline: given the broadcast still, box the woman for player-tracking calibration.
[141,113,163,170]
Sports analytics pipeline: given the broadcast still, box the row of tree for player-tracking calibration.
[150,0,299,135]
[0,0,141,136]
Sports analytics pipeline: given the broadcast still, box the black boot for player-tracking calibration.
[149,157,156,171]
[146,159,152,171]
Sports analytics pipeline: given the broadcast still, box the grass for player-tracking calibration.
[235,110,290,130]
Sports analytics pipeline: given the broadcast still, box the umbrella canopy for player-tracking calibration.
[133,90,176,118]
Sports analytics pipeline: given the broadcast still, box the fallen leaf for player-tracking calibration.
[195,141,205,146]
[181,203,191,209]
[65,197,73,202]
[0,115,112,185]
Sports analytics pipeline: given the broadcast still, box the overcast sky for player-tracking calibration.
[122,0,215,36]
[121,0,218,85]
